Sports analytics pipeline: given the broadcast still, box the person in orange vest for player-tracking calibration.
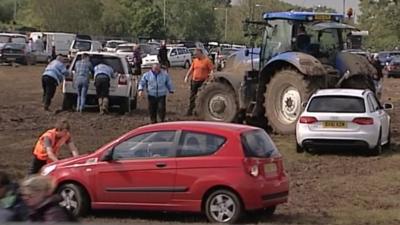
[28,119,79,175]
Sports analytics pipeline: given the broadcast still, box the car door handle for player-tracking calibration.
[155,162,167,168]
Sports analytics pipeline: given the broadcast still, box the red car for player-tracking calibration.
[41,121,289,223]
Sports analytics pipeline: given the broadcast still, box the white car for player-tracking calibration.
[68,39,102,61]
[62,52,139,113]
[167,46,192,68]
[115,43,159,68]
[104,40,128,52]
[296,89,392,155]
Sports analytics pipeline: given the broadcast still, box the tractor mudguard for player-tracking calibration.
[261,52,327,77]
[335,52,377,78]
[212,72,243,92]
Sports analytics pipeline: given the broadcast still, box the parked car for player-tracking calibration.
[62,51,138,113]
[167,46,192,68]
[0,33,36,65]
[115,43,158,68]
[68,39,102,60]
[30,32,76,63]
[377,51,400,66]
[296,89,392,155]
[385,57,400,78]
[104,40,128,52]
[40,121,289,223]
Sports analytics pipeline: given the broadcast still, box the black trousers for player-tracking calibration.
[42,75,58,109]
[28,157,47,175]
[148,95,166,123]
[188,80,204,114]
[95,76,110,98]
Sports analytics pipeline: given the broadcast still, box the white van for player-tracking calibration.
[68,39,102,60]
[30,32,76,63]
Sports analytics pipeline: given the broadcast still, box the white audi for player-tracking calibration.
[296,89,392,155]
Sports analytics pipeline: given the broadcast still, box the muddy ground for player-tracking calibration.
[0,65,399,224]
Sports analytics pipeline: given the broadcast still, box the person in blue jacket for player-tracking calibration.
[138,63,174,123]
[94,63,115,114]
[41,55,69,111]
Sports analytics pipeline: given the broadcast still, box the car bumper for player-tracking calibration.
[239,175,289,210]
[63,81,131,98]
[296,125,378,149]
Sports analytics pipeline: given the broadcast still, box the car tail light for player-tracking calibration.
[243,159,260,177]
[299,116,318,124]
[352,117,374,125]
[118,74,127,85]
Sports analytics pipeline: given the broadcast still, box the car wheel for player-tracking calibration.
[205,189,242,224]
[62,93,76,111]
[120,97,130,114]
[183,60,190,69]
[370,129,382,156]
[296,143,304,153]
[57,183,90,217]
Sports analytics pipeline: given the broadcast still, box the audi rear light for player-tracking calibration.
[299,116,318,124]
[118,74,128,85]
[352,117,374,125]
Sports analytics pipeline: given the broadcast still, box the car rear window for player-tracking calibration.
[73,55,124,74]
[241,129,280,158]
[307,96,365,113]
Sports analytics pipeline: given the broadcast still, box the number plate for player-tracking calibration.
[314,14,332,21]
[264,164,276,174]
[323,121,347,128]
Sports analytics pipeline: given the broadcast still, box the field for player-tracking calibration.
[0,65,399,224]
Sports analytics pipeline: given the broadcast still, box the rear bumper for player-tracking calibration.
[302,139,369,149]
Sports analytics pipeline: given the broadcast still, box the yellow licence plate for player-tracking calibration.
[323,121,347,128]
[315,14,332,21]
[264,164,276,174]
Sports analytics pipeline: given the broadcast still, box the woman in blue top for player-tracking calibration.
[74,53,93,112]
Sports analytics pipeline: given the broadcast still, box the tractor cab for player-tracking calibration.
[260,12,357,68]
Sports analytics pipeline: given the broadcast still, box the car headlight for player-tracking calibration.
[41,165,57,176]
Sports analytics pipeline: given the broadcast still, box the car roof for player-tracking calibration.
[0,33,27,37]
[136,121,257,134]
[313,89,369,97]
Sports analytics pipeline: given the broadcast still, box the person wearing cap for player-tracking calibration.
[0,172,28,222]
[184,48,214,116]
[138,63,174,123]
[41,55,70,111]
[29,119,79,175]
[94,63,116,114]
[20,175,76,222]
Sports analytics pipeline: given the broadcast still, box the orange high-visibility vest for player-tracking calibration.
[33,129,71,161]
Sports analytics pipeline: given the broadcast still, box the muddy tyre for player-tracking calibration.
[370,129,382,156]
[57,183,90,217]
[265,70,316,134]
[196,81,238,122]
[341,75,376,92]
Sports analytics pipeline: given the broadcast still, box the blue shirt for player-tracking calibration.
[138,70,174,97]
[94,64,114,79]
[42,59,69,84]
[75,59,93,80]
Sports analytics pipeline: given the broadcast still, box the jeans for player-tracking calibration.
[188,80,204,114]
[148,95,166,123]
[41,75,58,109]
[76,77,89,112]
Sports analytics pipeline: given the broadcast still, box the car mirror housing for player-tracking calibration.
[383,103,394,110]
[101,148,114,162]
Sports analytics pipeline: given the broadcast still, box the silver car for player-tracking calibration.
[296,89,392,155]
[62,52,139,113]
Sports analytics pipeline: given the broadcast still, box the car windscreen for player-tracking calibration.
[241,129,280,158]
[307,96,365,113]
[116,46,133,52]
[73,55,124,74]
[73,40,91,51]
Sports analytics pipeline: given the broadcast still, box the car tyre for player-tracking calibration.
[296,143,304,153]
[370,129,382,156]
[57,183,90,217]
[183,60,190,69]
[205,189,242,224]
[120,97,130,114]
[62,93,75,111]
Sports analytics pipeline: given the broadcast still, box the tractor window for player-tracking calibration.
[263,20,292,62]
[314,29,339,53]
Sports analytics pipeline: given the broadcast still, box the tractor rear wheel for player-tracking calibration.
[265,70,317,134]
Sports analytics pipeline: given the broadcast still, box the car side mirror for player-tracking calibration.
[383,103,394,110]
[101,148,114,162]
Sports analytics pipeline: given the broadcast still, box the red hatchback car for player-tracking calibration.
[41,121,289,223]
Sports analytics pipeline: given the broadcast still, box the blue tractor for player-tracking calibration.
[195,11,377,134]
